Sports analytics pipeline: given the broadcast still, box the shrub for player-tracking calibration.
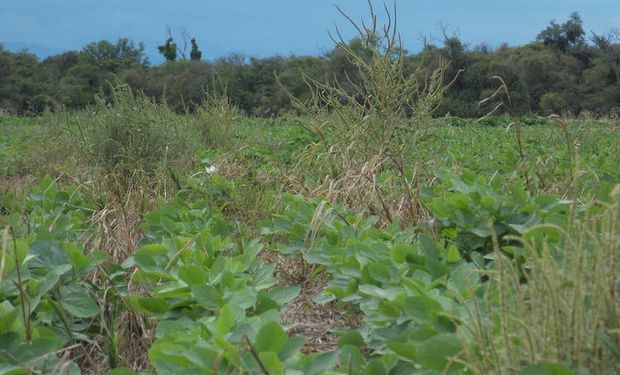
[80,81,193,177]
[283,4,450,174]
[274,4,456,227]
[540,91,570,115]
[192,89,241,149]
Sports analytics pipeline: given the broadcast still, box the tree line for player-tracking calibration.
[1,12,618,117]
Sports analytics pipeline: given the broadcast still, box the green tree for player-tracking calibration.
[190,38,202,61]
[82,38,147,72]
[537,12,585,52]
[158,37,177,62]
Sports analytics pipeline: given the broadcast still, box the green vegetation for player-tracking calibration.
[2,103,618,375]
[1,5,619,375]
[1,12,619,117]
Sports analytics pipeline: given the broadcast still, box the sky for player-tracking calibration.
[1,0,618,64]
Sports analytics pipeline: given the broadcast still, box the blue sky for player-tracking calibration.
[1,1,618,63]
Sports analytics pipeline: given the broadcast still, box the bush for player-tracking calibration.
[80,81,193,176]
[283,5,450,174]
[192,89,241,149]
[540,91,570,114]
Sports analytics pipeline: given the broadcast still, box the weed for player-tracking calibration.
[192,86,242,149]
[457,186,620,374]
[72,80,197,185]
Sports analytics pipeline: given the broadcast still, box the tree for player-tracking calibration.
[190,38,202,61]
[591,29,620,84]
[82,38,147,71]
[158,37,177,62]
[537,12,585,52]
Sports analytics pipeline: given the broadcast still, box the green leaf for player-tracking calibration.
[448,263,479,296]
[36,264,72,296]
[192,284,223,310]
[125,296,171,315]
[368,262,399,284]
[338,330,365,348]
[404,296,442,326]
[279,336,305,361]
[253,264,277,290]
[358,285,401,300]
[304,351,338,375]
[0,364,29,374]
[415,334,461,371]
[255,322,288,354]
[178,264,207,286]
[132,243,167,268]
[364,358,388,375]
[387,341,417,362]
[267,285,300,305]
[228,288,258,309]
[339,345,365,374]
[446,244,461,263]
[12,337,62,363]
[0,305,19,335]
[60,290,99,318]
[259,352,284,375]
[216,304,244,335]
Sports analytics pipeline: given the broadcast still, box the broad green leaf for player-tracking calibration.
[0,364,29,374]
[339,345,365,374]
[178,264,207,286]
[0,305,19,335]
[368,262,399,284]
[415,334,462,371]
[404,296,442,326]
[267,285,300,305]
[358,285,401,300]
[36,264,72,294]
[338,330,365,348]
[255,321,288,354]
[192,284,223,310]
[259,352,284,375]
[11,337,62,363]
[216,304,244,335]
[303,351,338,375]
[60,290,99,318]
[126,296,171,315]
[364,358,388,375]
[279,336,305,361]
[387,341,417,362]
[446,244,461,263]
[229,288,258,309]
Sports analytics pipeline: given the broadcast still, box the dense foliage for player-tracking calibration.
[1,108,619,374]
[1,13,619,117]
[0,7,619,375]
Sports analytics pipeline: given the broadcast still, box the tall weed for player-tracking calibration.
[79,81,194,179]
[192,88,241,149]
[283,3,450,174]
[279,3,454,226]
[458,187,620,374]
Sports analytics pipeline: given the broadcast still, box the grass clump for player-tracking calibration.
[77,81,194,179]
[458,187,620,374]
[192,89,242,149]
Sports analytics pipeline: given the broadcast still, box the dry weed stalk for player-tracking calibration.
[278,2,453,226]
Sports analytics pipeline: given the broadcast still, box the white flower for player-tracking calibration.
[205,165,217,174]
